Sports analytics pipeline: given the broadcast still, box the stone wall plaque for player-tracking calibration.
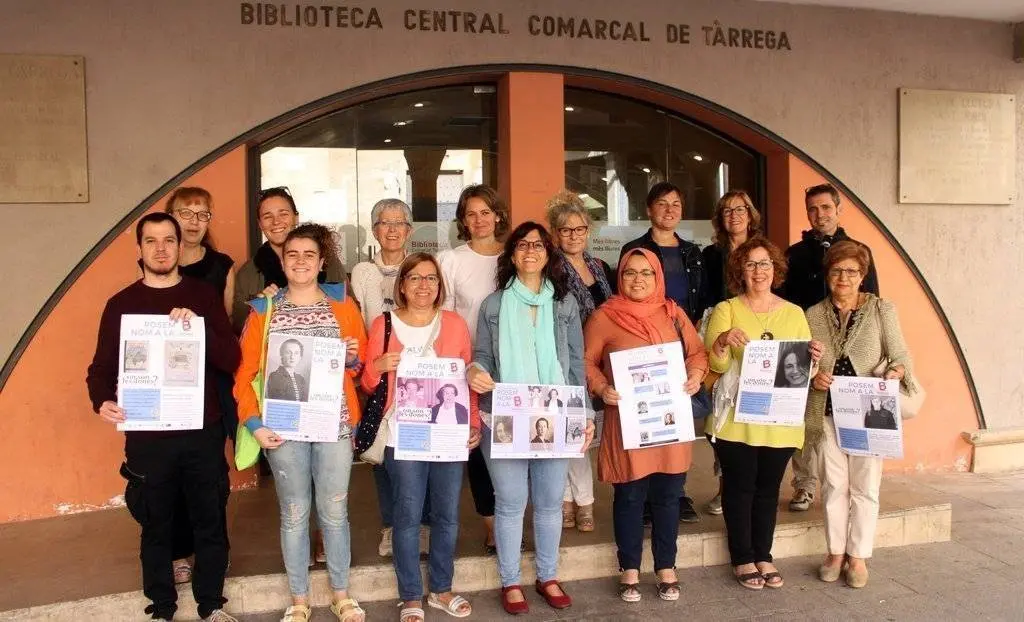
[899,88,1016,205]
[0,54,88,203]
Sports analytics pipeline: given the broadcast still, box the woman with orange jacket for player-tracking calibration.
[234,224,368,622]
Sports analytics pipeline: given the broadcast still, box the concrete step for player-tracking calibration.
[0,500,949,621]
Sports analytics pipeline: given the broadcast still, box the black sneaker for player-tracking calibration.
[679,496,700,523]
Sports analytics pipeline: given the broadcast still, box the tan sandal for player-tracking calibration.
[575,503,594,532]
[281,604,311,622]
[562,501,576,529]
[331,598,365,622]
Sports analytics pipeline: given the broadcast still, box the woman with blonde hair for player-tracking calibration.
[545,190,614,533]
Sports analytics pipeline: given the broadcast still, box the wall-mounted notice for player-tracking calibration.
[898,88,1016,205]
[0,54,89,203]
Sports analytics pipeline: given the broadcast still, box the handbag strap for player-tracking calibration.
[258,293,274,380]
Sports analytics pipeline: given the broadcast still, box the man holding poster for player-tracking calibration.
[583,248,707,602]
[87,213,241,622]
[361,253,479,620]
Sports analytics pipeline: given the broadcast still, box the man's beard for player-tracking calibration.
[143,261,176,276]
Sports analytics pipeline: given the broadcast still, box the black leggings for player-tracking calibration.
[714,438,794,566]
[467,446,495,517]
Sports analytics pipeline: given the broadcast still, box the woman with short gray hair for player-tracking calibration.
[350,198,421,559]
[546,190,615,533]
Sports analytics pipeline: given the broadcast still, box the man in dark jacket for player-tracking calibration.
[620,181,708,523]
[782,182,880,513]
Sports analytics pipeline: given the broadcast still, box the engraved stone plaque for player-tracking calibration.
[0,54,88,203]
[899,88,1016,205]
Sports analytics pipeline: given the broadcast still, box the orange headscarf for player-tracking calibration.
[601,248,681,345]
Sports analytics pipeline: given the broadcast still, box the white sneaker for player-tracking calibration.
[202,609,238,622]
[419,525,431,555]
[378,526,393,557]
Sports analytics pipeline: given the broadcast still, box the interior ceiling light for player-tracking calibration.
[393,120,413,127]
[384,138,392,143]
[564,106,575,112]
[693,154,703,161]
[641,167,651,173]
[413,102,425,108]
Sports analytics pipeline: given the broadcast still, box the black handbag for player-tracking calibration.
[673,317,712,421]
[354,312,392,454]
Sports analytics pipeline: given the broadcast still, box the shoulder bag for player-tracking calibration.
[234,294,273,470]
[871,302,926,419]
[354,311,393,462]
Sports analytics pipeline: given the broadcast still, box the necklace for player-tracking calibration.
[744,295,775,340]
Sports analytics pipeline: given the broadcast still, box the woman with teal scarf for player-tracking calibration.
[468,222,595,616]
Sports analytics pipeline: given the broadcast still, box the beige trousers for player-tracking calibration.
[790,440,822,494]
[563,451,595,505]
[821,422,884,558]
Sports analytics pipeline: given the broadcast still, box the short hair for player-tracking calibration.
[454,184,510,241]
[725,236,788,294]
[545,190,591,231]
[393,252,447,310]
[535,417,550,429]
[257,186,298,216]
[370,198,412,226]
[136,212,181,245]
[279,338,303,358]
[711,190,762,246]
[646,181,685,209]
[805,183,841,208]
[435,383,458,401]
[284,223,338,262]
[165,186,216,248]
[495,222,568,301]
[824,240,870,275]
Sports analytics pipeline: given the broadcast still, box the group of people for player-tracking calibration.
[86,179,917,622]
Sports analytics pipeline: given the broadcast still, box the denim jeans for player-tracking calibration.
[384,447,464,600]
[614,473,685,572]
[372,463,394,528]
[481,431,570,586]
[266,438,354,596]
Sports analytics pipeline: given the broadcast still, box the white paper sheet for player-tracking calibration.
[489,383,588,459]
[734,340,812,427]
[829,376,904,459]
[394,357,471,462]
[610,341,696,449]
[261,333,346,442]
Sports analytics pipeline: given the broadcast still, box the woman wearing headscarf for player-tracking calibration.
[546,190,614,533]
[583,248,708,603]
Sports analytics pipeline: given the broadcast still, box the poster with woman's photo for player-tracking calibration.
[828,376,903,459]
[117,314,206,431]
[490,383,587,459]
[262,333,346,442]
[394,357,470,462]
[734,340,812,427]
[609,341,695,449]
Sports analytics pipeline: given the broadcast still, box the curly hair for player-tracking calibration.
[823,240,870,276]
[711,190,762,247]
[495,222,568,301]
[284,223,340,266]
[454,184,510,241]
[725,236,787,295]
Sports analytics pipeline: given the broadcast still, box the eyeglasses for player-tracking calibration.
[514,240,546,253]
[743,260,774,272]
[557,225,589,238]
[375,220,411,230]
[405,274,440,287]
[622,269,657,280]
[175,208,212,222]
[721,206,749,217]
[256,186,292,201]
[828,268,862,279]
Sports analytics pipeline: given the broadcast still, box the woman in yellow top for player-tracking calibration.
[703,237,822,591]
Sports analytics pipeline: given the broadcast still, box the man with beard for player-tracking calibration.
[86,212,241,622]
[781,183,879,513]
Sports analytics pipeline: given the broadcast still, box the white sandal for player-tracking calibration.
[427,592,472,618]
[280,605,311,622]
[398,604,424,622]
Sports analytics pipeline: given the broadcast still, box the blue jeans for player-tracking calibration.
[374,462,432,529]
[384,448,463,600]
[266,439,353,596]
[481,431,570,587]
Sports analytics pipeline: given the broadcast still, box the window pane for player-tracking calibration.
[564,88,760,265]
[260,86,498,268]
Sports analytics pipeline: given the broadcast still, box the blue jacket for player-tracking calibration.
[472,288,591,419]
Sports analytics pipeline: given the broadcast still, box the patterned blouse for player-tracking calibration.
[824,304,859,418]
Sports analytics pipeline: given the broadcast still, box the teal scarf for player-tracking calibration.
[498,278,565,385]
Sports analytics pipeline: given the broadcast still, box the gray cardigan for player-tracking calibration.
[804,294,917,445]
[472,288,591,419]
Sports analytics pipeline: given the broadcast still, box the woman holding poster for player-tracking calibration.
[361,252,480,621]
[805,241,916,589]
[468,222,594,615]
[235,224,368,622]
[702,237,822,591]
[583,248,708,603]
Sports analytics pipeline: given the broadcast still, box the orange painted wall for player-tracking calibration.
[0,147,252,522]
[787,156,975,472]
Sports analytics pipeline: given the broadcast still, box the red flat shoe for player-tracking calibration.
[535,579,572,609]
[501,585,529,615]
